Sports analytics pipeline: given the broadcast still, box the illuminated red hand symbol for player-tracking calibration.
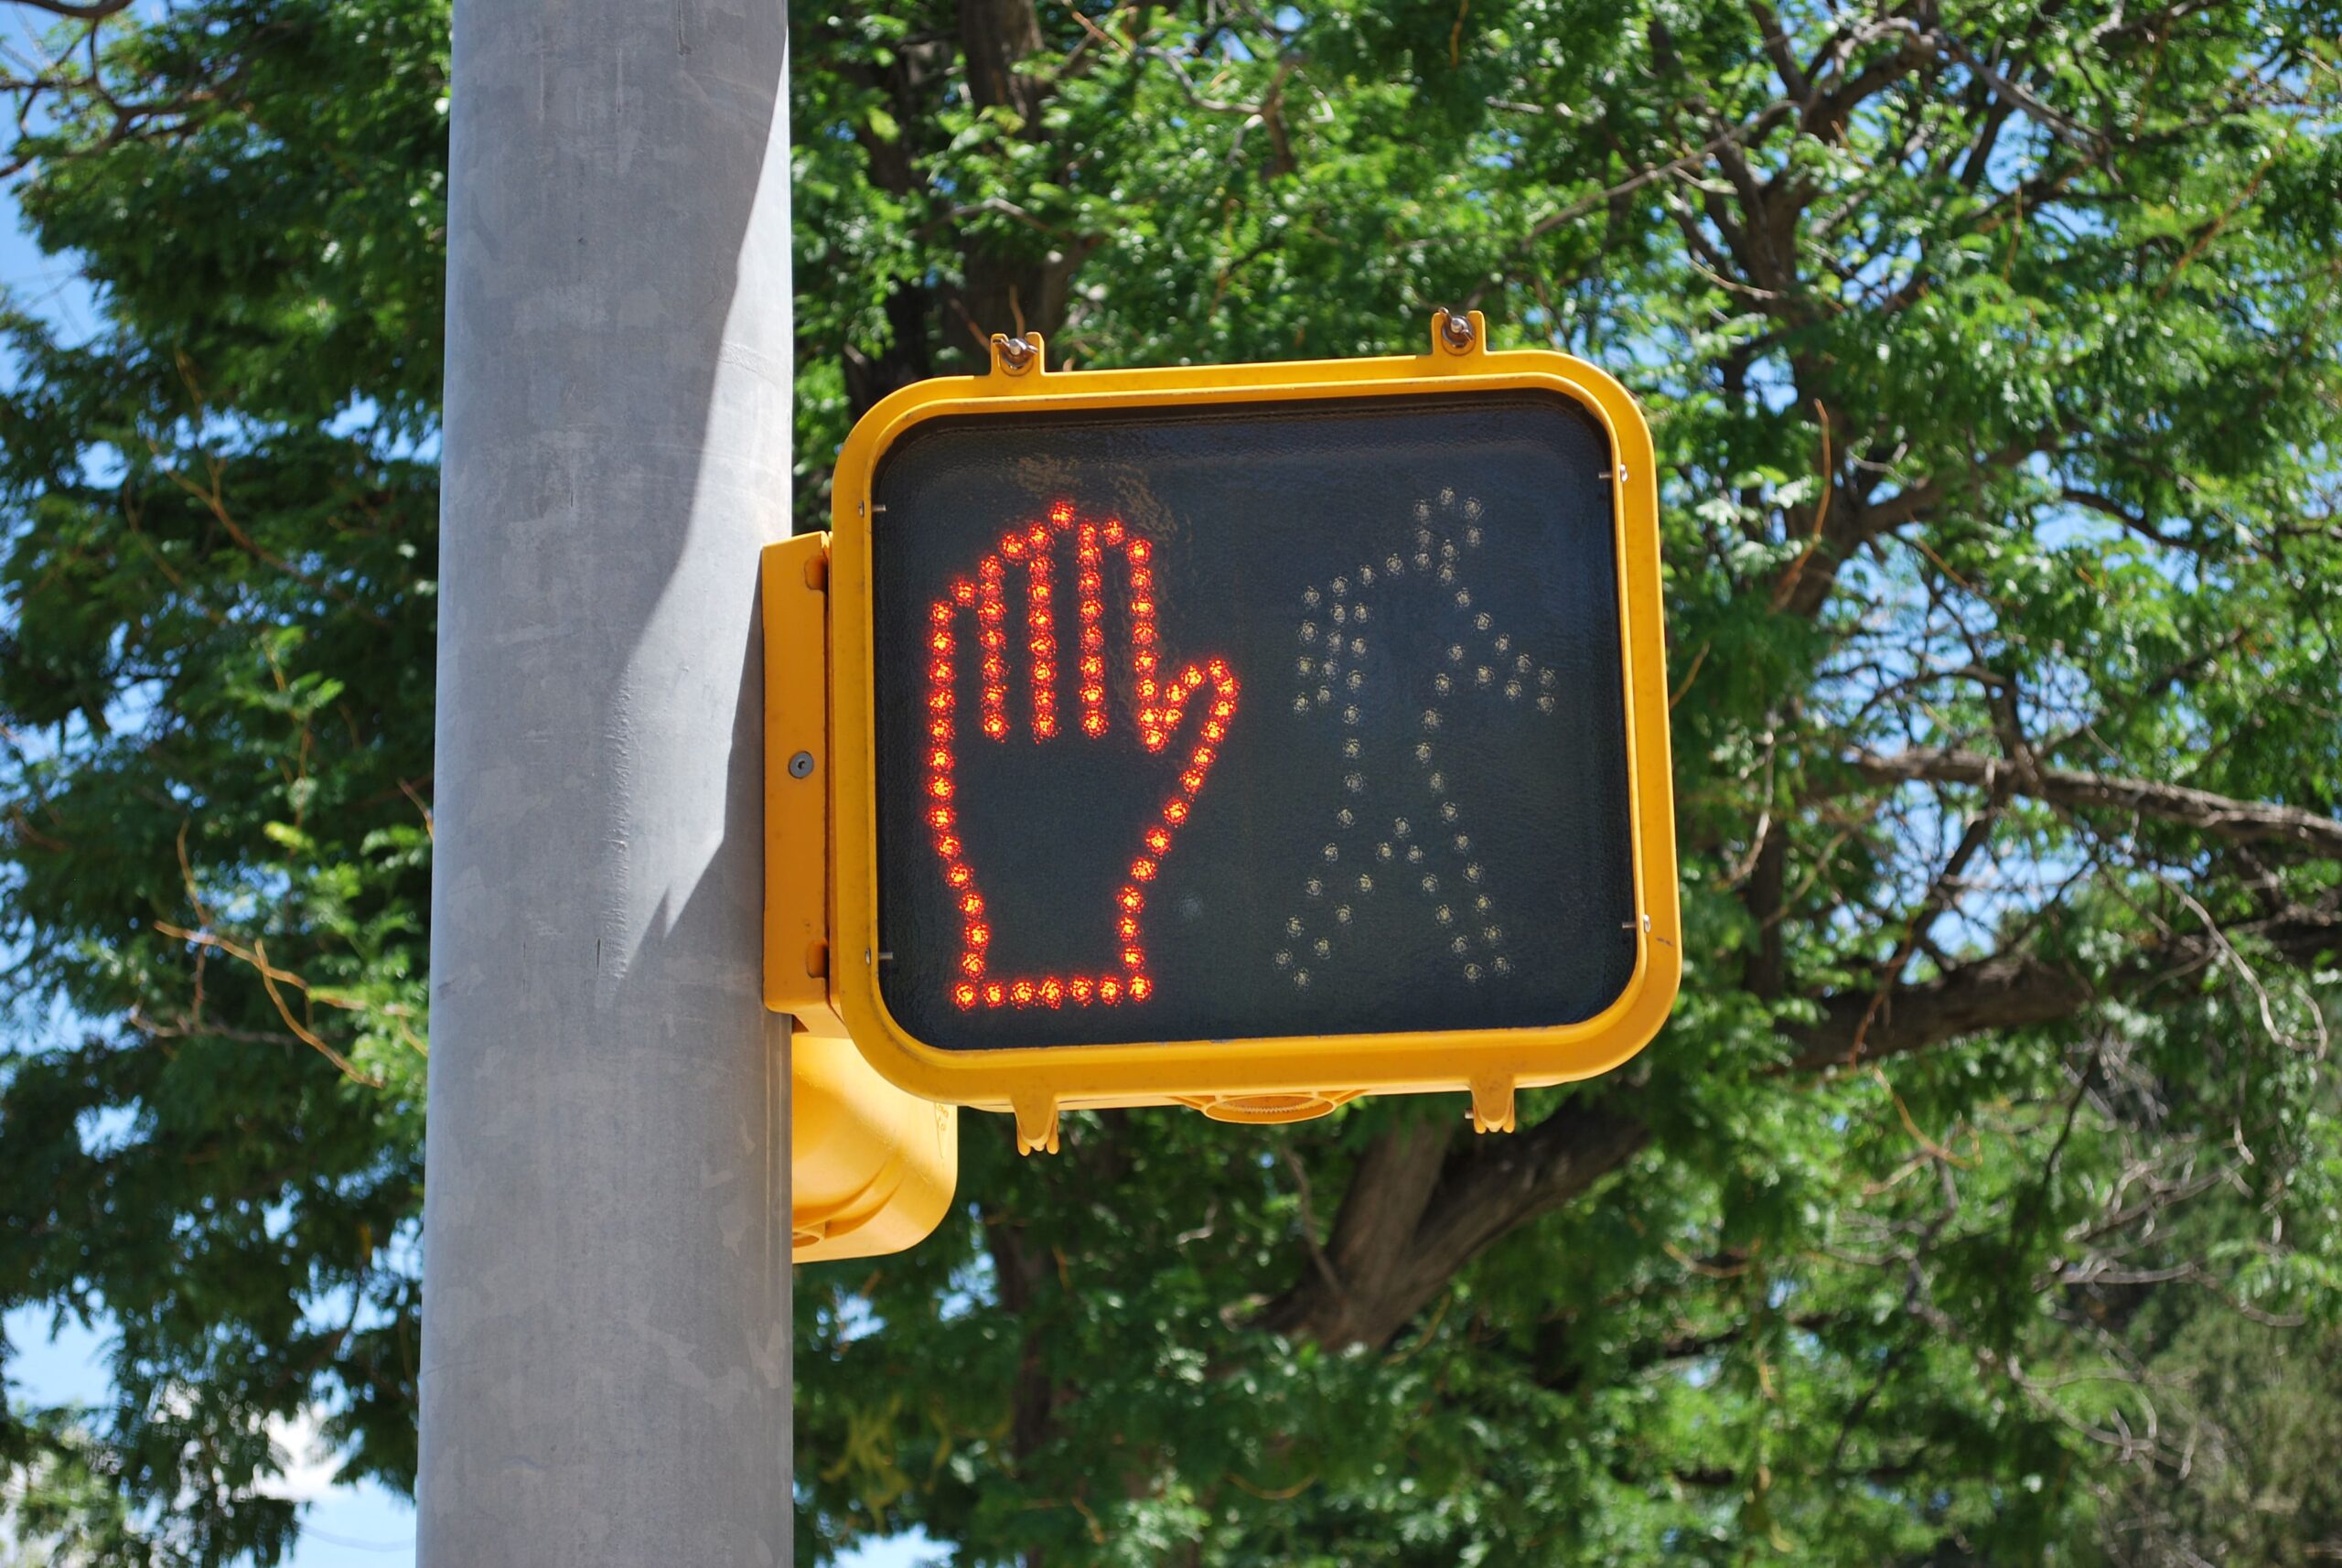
[921,501,1240,1011]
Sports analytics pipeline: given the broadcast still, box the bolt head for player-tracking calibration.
[788,750,816,779]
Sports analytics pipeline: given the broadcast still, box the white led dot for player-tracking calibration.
[1434,673,1453,695]
[1344,772,1365,792]
[1331,576,1348,597]
[1300,622,1317,643]
[1516,653,1532,672]
[1274,950,1292,967]
[1453,833,1471,852]
[1376,843,1393,862]
[1314,938,1331,958]
[1483,927,1502,944]
[1358,874,1374,892]
[1415,742,1434,762]
[1322,843,1341,861]
[1293,695,1311,714]
[1475,894,1492,911]
[1492,955,1510,974]
[1423,710,1442,731]
[1495,635,1511,653]
[1537,694,1556,714]
[1455,589,1472,607]
[1337,807,1355,826]
[1434,904,1453,924]
[1305,877,1323,897]
[1505,681,1522,701]
[1331,604,1348,625]
[1407,845,1425,864]
[1437,564,1456,585]
[1303,587,1321,607]
[1285,916,1305,935]
[1347,671,1363,691]
[1475,612,1492,632]
[1427,772,1445,791]
[1441,801,1459,822]
[1465,962,1483,982]
[1393,817,1411,838]
[1294,969,1311,988]
[1358,566,1374,585]
[1335,906,1352,923]
[1448,644,1466,663]
[1453,935,1470,954]
[1466,864,1484,883]
[1439,486,1456,504]
[1422,875,1439,894]
[1350,637,1366,655]
[1539,668,1557,688]
[1343,704,1360,725]
[1386,554,1404,574]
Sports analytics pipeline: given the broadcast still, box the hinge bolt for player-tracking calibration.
[788,750,815,779]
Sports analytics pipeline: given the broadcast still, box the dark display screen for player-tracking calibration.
[869,390,1638,1052]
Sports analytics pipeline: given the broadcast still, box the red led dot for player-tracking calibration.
[983,982,1005,1006]
[948,864,973,887]
[929,718,952,741]
[961,952,983,977]
[1027,525,1047,548]
[1207,658,1230,681]
[929,747,951,771]
[1070,977,1094,1002]
[1049,501,1073,524]
[1180,769,1205,793]
[1133,626,1157,647]
[1035,716,1058,738]
[1211,699,1235,720]
[1117,915,1140,940]
[1082,714,1108,737]
[951,580,976,604]
[1132,598,1155,618]
[929,691,954,712]
[928,778,953,800]
[1164,800,1188,823]
[1102,520,1125,543]
[937,834,961,857]
[930,630,952,654]
[953,983,978,1008]
[1010,980,1037,1005]
[1132,858,1157,881]
[1080,657,1104,678]
[1040,979,1064,1007]
[1191,746,1215,768]
[1144,827,1170,853]
[1202,722,1225,743]
[1128,975,1153,1001]
[1127,539,1152,564]
[1122,947,1144,969]
[1002,536,1024,559]
[1100,979,1123,1004]
[983,715,1009,740]
[928,806,954,829]
[967,923,991,947]
[960,893,983,915]
[1118,886,1144,912]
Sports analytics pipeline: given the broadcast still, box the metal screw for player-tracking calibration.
[1439,311,1477,352]
[788,750,815,779]
[997,335,1039,371]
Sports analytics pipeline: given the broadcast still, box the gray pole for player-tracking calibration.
[420,4,792,1564]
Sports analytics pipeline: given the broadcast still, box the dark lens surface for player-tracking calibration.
[870,390,1638,1051]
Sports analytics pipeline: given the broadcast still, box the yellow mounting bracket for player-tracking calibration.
[765,532,960,1259]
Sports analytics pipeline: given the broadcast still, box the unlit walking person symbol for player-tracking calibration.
[1277,488,1560,991]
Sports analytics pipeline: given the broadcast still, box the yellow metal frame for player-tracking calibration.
[809,313,1679,1151]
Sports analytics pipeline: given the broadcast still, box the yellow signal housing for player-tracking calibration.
[790,1030,958,1262]
[768,533,959,1262]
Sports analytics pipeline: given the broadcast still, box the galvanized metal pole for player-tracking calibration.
[420,5,792,1563]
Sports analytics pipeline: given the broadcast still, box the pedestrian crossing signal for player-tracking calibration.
[768,313,1677,1154]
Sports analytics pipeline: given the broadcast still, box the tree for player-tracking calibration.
[6,0,2342,1564]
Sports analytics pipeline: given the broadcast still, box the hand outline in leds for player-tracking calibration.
[921,501,1240,1012]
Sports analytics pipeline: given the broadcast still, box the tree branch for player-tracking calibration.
[1849,748,2342,859]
